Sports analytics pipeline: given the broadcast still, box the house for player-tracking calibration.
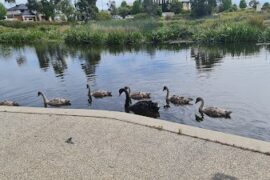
[6,4,37,21]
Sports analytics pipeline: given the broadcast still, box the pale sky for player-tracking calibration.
[1,0,268,10]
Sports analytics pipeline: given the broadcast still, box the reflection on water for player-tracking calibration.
[0,43,270,141]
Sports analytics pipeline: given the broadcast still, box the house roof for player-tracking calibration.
[8,4,28,11]
[21,10,35,16]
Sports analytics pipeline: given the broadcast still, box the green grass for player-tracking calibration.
[1,10,270,44]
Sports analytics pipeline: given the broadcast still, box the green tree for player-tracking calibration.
[57,0,75,21]
[170,0,183,14]
[40,0,55,19]
[4,0,15,3]
[118,1,130,18]
[27,0,60,20]
[120,1,127,7]
[131,0,143,14]
[0,3,6,20]
[249,0,259,9]
[262,2,270,10]
[27,0,41,12]
[191,0,216,17]
[229,3,238,11]
[239,0,247,9]
[107,0,117,15]
[96,11,111,20]
[118,6,130,18]
[218,0,232,12]
[76,0,98,21]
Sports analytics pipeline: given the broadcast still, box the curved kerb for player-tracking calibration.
[0,106,269,154]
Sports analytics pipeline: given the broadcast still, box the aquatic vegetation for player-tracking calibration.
[1,10,270,44]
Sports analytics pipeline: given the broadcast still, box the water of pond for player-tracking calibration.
[0,43,269,141]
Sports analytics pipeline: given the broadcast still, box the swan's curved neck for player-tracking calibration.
[39,92,48,107]
[165,88,170,100]
[199,99,204,112]
[123,89,131,108]
[127,87,131,94]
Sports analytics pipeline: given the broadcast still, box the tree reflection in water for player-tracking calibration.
[191,44,261,71]
[0,43,264,79]
[35,43,68,77]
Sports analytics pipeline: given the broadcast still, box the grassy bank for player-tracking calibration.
[1,10,270,45]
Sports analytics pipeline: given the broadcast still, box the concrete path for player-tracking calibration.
[0,107,270,180]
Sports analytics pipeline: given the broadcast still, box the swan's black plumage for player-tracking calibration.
[119,88,159,116]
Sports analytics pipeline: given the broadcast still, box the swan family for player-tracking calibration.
[0,85,232,119]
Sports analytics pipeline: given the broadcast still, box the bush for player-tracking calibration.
[65,29,105,45]
[106,31,126,45]
[96,11,112,21]
[248,16,265,29]
[125,32,143,44]
[0,21,67,28]
[133,13,149,19]
[0,3,6,20]
[0,30,43,43]
[261,28,270,42]
[194,23,261,43]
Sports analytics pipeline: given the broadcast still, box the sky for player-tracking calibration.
[0,0,268,10]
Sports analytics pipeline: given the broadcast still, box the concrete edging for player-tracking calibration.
[0,106,270,154]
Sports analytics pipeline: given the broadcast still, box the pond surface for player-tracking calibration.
[0,43,270,141]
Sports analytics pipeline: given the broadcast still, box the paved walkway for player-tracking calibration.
[0,107,270,179]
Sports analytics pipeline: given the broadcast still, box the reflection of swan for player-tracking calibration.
[38,91,71,107]
[124,86,151,100]
[195,97,232,118]
[195,113,204,122]
[163,86,193,105]
[87,85,112,98]
[0,100,19,106]
[119,88,159,118]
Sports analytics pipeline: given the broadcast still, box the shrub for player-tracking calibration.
[133,13,149,19]
[194,23,261,43]
[106,31,126,45]
[0,30,43,43]
[125,32,143,44]
[65,29,105,45]
[0,3,6,20]
[96,11,112,21]
[248,16,265,29]
[261,28,270,42]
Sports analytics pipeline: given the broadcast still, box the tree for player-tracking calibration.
[229,3,237,11]
[249,0,259,9]
[107,0,117,15]
[131,0,143,14]
[118,1,130,18]
[190,0,216,17]
[27,0,41,12]
[239,0,247,9]
[27,0,61,20]
[262,2,270,10]
[118,7,130,18]
[40,0,55,19]
[170,0,183,14]
[76,0,98,21]
[57,0,75,21]
[0,3,6,20]
[120,1,127,7]
[4,0,15,3]
[218,0,232,12]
